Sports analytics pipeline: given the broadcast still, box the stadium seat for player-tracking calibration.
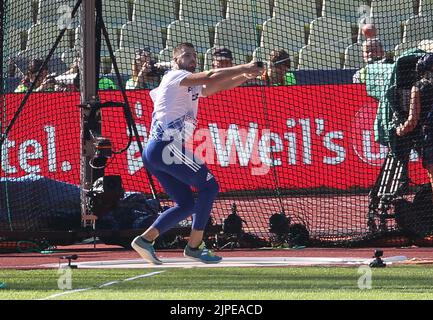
[298,43,344,70]
[26,23,72,54]
[273,0,318,23]
[308,17,354,50]
[343,42,364,69]
[165,21,211,54]
[62,48,111,78]
[5,29,26,58]
[119,21,165,55]
[112,47,137,76]
[419,0,433,16]
[321,0,368,23]
[5,0,35,30]
[101,26,121,54]
[371,19,408,51]
[60,48,77,68]
[402,15,433,43]
[158,48,173,65]
[371,0,415,19]
[394,40,430,57]
[74,25,119,55]
[370,0,415,50]
[418,39,433,53]
[213,19,258,58]
[36,0,78,27]
[179,0,224,26]
[16,49,68,75]
[132,0,177,27]
[225,0,271,25]
[102,0,130,27]
[259,17,306,60]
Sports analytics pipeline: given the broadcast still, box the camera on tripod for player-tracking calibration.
[86,175,125,217]
[85,131,123,217]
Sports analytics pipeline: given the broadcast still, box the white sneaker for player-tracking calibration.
[131,236,163,265]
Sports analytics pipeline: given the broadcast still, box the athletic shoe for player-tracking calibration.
[183,242,222,264]
[131,236,163,265]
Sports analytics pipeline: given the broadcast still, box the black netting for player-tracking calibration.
[1,0,433,250]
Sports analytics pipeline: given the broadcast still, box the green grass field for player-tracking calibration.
[1,266,433,300]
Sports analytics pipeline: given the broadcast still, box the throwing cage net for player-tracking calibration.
[1,0,433,251]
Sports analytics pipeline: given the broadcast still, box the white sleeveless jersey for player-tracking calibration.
[149,69,203,140]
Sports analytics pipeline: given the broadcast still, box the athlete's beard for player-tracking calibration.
[177,62,196,73]
[184,64,196,72]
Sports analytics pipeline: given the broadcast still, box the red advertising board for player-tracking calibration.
[1,85,428,193]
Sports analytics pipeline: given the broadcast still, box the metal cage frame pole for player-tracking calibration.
[0,0,4,138]
[0,0,4,189]
[79,0,98,228]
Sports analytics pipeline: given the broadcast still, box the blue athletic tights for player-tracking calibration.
[142,138,219,235]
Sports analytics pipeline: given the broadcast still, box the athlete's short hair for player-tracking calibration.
[173,43,195,59]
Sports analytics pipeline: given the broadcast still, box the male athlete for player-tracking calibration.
[131,43,264,264]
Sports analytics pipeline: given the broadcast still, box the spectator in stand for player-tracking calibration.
[14,58,56,92]
[211,47,234,69]
[263,49,296,86]
[54,54,118,91]
[353,38,387,84]
[361,23,377,40]
[125,48,161,90]
[99,57,117,90]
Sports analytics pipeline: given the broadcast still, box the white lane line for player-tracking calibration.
[98,281,121,288]
[124,271,165,282]
[38,270,166,300]
[38,288,93,300]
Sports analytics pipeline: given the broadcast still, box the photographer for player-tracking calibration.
[396,53,433,199]
[54,54,118,92]
[14,58,56,93]
[126,48,161,90]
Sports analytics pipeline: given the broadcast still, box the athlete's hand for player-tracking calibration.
[244,60,265,78]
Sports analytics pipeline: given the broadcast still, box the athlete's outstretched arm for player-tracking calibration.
[179,61,263,96]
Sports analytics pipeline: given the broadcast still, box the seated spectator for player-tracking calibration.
[211,47,234,69]
[264,49,296,86]
[55,54,118,91]
[353,38,392,84]
[125,48,160,89]
[14,58,56,93]
[98,57,117,90]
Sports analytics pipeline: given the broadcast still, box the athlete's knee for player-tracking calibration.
[176,195,195,212]
[201,178,219,199]
[209,178,220,195]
